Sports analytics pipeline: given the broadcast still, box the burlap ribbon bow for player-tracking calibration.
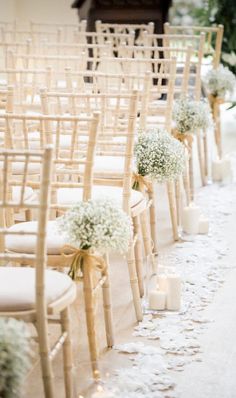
[208,94,224,110]
[132,172,152,192]
[172,128,193,152]
[61,244,107,281]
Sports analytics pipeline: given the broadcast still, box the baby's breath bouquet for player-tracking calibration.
[172,98,213,134]
[204,65,236,99]
[58,198,132,280]
[134,129,185,183]
[0,318,32,398]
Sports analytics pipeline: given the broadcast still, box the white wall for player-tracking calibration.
[0,0,16,22]
[0,0,81,25]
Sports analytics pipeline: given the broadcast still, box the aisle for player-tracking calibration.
[175,106,236,398]
[171,112,236,398]
[175,268,236,398]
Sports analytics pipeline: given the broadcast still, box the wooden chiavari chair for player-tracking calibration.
[115,43,201,213]
[164,23,224,162]
[78,56,180,244]
[0,146,77,398]
[38,89,147,318]
[1,111,117,370]
[164,22,224,70]
[141,31,208,191]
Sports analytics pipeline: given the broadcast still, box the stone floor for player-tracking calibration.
[24,104,236,398]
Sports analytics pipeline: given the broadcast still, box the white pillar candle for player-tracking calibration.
[148,289,166,310]
[166,274,181,311]
[198,215,209,234]
[182,202,200,235]
[157,274,168,291]
[212,159,223,182]
[221,157,232,181]
[212,157,232,182]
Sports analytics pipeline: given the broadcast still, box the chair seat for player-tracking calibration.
[28,131,81,149]
[13,186,36,202]
[0,267,76,312]
[0,158,42,175]
[57,185,144,208]
[94,156,124,175]
[6,220,66,254]
[6,185,145,254]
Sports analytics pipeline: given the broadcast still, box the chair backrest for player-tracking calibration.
[6,51,89,72]
[60,68,151,93]
[44,68,150,129]
[0,112,100,204]
[73,30,135,50]
[95,20,154,45]
[142,32,206,100]
[86,56,176,130]
[0,67,66,113]
[3,40,112,58]
[164,22,224,68]
[0,146,52,310]
[1,28,63,44]
[0,20,87,44]
[40,90,139,214]
[0,86,14,113]
[117,43,198,99]
[30,19,87,39]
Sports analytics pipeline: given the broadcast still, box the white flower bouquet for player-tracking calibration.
[204,65,236,99]
[0,318,31,398]
[134,129,185,183]
[58,198,132,279]
[172,98,213,134]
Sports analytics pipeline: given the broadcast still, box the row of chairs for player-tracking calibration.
[0,19,224,397]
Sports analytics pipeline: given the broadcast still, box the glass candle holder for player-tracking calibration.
[74,361,118,398]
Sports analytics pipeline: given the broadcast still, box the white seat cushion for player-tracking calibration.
[6,220,65,254]
[12,186,36,202]
[94,156,124,173]
[28,131,77,149]
[0,267,75,312]
[57,185,144,208]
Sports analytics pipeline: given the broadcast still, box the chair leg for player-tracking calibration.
[203,130,209,178]
[196,129,206,186]
[182,151,191,206]
[189,146,194,201]
[37,322,55,398]
[140,210,156,273]
[147,185,158,254]
[133,215,144,297]
[175,178,181,227]
[166,180,179,241]
[25,209,32,221]
[102,254,114,348]
[126,242,143,322]
[140,209,153,257]
[213,102,222,159]
[83,259,99,372]
[60,307,74,398]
